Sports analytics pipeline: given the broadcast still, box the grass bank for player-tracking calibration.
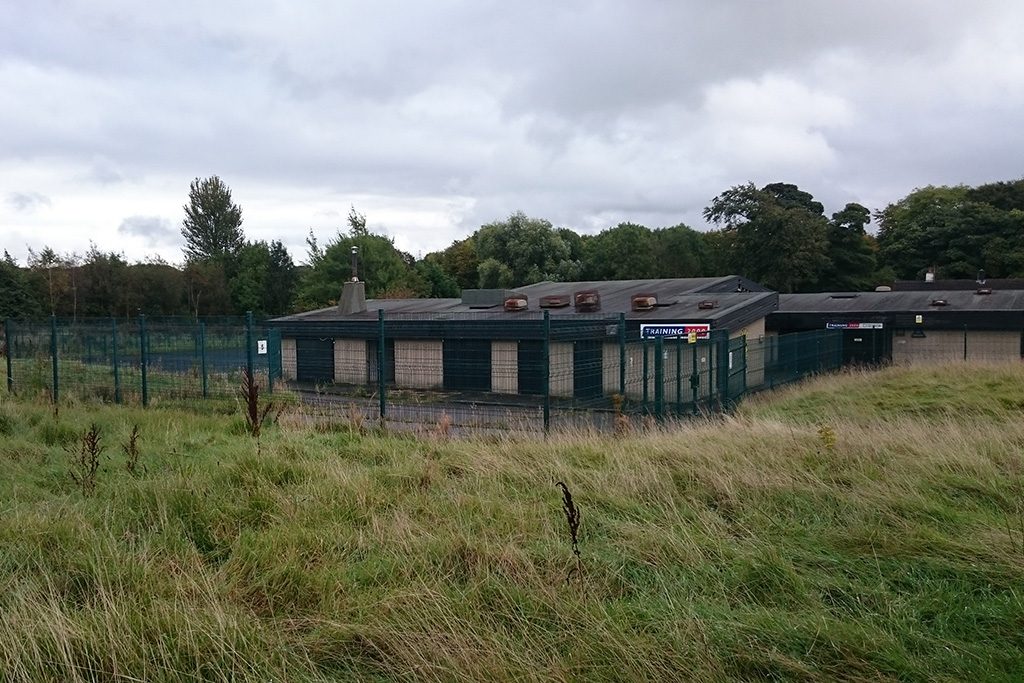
[0,363,1022,681]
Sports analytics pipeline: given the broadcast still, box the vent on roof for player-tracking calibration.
[539,294,570,308]
[504,294,528,312]
[929,298,949,306]
[975,288,992,295]
[875,286,892,292]
[462,289,512,308]
[830,294,859,299]
[574,290,601,312]
[697,300,718,310]
[631,293,657,312]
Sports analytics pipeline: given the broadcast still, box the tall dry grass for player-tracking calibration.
[0,362,1022,680]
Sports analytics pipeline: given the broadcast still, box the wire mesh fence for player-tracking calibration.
[2,311,860,433]
[3,315,282,406]
[269,311,850,433]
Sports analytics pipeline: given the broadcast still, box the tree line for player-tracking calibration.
[3,176,1022,320]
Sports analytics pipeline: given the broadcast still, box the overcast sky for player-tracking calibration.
[2,0,1023,266]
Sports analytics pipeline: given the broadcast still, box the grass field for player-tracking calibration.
[0,363,1022,681]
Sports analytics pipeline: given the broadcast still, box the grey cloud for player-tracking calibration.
[1,0,1023,262]
[6,192,51,212]
[118,216,178,246]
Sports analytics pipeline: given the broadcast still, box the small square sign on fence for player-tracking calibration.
[257,340,268,355]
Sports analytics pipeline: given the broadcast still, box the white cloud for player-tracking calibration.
[1,0,1023,264]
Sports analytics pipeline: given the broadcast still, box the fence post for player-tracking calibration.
[542,310,551,433]
[4,319,13,394]
[245,311,255,382]
[654,337,664,422]
[112,319,121,404]
[740,336,748,398]
[642,340,649,410]
[378,309,386,425]
[691,339,699,416]
[675,337,682,415]
[50,315,59,406]
[716,332,729,411]
[963,325,968,361]
[267,328,275,394]
[199,321,208,399]
[3,321,12,395]
[618,312,626,397]
[139,314,149,407]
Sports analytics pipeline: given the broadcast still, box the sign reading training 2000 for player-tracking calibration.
[639,323,710,340]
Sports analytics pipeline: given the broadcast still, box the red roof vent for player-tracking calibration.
[504,294,528,312]
[631,293,657,312]
[574,290,601,312]
[539,294,570,308]
[697,300,718,310]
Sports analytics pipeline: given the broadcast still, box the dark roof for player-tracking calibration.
[770,289,1024,331]
[891,279,1024,291]
[275,275,769,323]
[272,276,776,333]
[779,290,1024,313]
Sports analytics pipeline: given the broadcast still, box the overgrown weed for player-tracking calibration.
[66,423,103,495]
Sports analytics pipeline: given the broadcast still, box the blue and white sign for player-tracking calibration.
[639,323,710,340]
[826,322,883,330]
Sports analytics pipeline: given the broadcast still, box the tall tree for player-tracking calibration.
[0,251,40,318]
[817,203,878,291]
[433,238,479,291]
[582,223,657,280]
[78,244,129,316]
[704,182,829,292]
[181,176,245,264]
[877,180,1024,279]
[875,185,968,280]
[474,212,578,287]
[125,257,188,317]
[26,246,74,315]
[652,224,710,278]
[296,211,424,308]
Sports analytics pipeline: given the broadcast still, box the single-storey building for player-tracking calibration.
[271,276,777,402]
[768,288,1024,364]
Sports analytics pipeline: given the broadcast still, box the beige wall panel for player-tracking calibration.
[333,338,367,384]
[596,341,618,399]
[491,341,519,394]
[730,318,766,341]
[621,340,715,402]
[966,331,1021,362]
[281,338,297,381]
[549,342,574,397]
[394,340,443,389]
[892,330,965,364]
[744,337,767,390]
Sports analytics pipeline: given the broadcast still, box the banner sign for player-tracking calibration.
[826,322,884,330]
[640,323,710,340]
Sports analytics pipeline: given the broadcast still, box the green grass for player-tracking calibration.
[0,363,1023,681]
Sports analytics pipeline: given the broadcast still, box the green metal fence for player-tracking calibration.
[2,315,282,405]
[276,312,845,433]
[1,312,842,432]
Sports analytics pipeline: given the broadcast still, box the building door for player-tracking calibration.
[295,337,335,384]
[442,339,491,392]
[573,340,603,400]
[518,340,544,395]
[842,329,889,365]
